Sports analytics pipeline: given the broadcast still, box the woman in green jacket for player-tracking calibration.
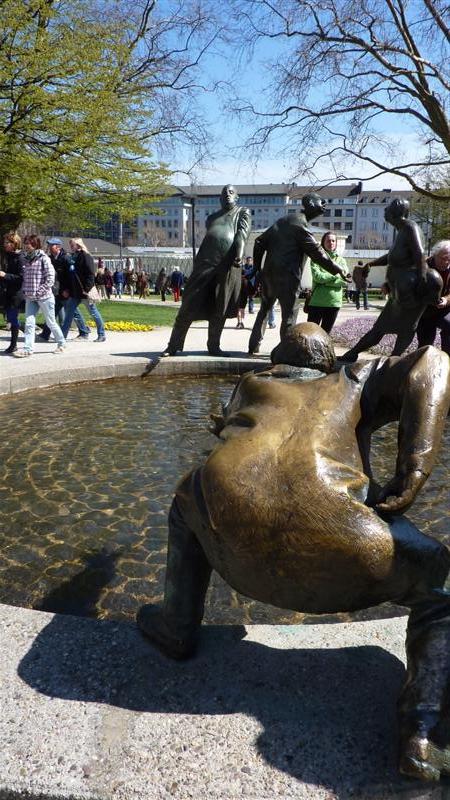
[307,232,347,333]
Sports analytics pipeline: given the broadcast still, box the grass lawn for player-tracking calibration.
[1,300,179,329]
[82,301,179,327]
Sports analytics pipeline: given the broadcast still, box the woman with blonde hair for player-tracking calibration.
[61,238,106,342]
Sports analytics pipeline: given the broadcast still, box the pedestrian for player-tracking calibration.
[352,260,370,310]
[244,256,257,313]
[13,234,66,357]
[170,266,183,302]
[38,238,89,341]
[0,232,25,354]
[104,267,113,300]
[236,267,249,328]
[155,267,167,300]
[417,240,450,356]
[113,264,125,299]
[95,259,107,299]
[137,270,149,299]
[307,232,348,334]
[61,238,106,342]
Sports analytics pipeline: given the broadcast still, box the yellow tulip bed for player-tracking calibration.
[87,320,154,332]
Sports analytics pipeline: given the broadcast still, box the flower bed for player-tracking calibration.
[331,316,439,356]
[87,320,154,332]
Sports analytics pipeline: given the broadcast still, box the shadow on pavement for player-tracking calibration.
[17,613,429,798]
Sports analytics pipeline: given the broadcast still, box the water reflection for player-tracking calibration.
[0,376,448,625]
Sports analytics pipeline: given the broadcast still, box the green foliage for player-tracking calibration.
[0,0,189,234]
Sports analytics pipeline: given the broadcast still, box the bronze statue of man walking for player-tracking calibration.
[162,185,251,357]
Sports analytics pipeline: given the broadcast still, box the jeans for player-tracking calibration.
[24,297,65,351]
[6,307,20,327]
[355,289,369,310]
[41,296,88,340]
[268,306,276,326]
[115,281,123,298]
[62,297,105,338]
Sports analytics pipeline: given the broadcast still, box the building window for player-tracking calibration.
[345,222,352,230]
[323,209,330,217]
[334,209,342,217]
[334,222,341,230]
[345,209,354,217]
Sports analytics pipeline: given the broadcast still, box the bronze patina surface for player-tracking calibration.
[138,322,450,783]
[163,185,251,357]
[342,199,443,361]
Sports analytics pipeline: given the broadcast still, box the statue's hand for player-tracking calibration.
[232,257,242,268]
[375,470,424,514]
[209,413,225,436]
[340,271,352,282]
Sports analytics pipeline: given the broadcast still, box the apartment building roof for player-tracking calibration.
[358,189,415,203]
[174,184,294,197]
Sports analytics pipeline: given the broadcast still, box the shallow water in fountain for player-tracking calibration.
[0,376,449,625]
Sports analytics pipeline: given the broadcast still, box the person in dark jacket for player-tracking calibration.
[39,238,89,341]
[170,266,183,302]
[61,238,106,342]
[113,265,125,299]
[248,194,351,354]
[0,232,25,354]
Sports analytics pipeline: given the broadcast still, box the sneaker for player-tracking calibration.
[36,334,50,343]
[53,345,66,354]
[95,335,106,342]
[268,323,276,329]
[76,333,90,340]
[12,349,32,358]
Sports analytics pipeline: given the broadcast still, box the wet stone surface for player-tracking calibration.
[0,375,449,626]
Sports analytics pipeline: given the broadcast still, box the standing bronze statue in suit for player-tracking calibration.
[162,185,251,357]
[342,198,443,361]
[248,193,350,354]
[138,322,450,782]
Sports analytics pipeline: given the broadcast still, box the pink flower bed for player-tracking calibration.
[331,316,439,356]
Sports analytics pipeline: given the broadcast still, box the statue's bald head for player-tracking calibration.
[271,322,336,373]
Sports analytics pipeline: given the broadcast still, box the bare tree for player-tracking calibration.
[230,0,450,201]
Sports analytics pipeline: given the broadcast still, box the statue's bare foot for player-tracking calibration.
[400,735,450,781]
[136,604,197,660]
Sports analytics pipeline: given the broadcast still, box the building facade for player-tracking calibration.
[135,183,427,252]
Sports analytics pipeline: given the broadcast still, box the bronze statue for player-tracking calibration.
[162,185,251,357]
[138,322,450,782]
[342,198,443,361]
[248,193,351,354]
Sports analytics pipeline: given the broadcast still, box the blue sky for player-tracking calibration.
[162,4,417,192]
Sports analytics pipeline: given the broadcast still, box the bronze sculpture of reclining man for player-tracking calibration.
[138,322,450,783]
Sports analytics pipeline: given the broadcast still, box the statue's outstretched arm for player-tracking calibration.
[299,229,349,279]
[364,348,450,514]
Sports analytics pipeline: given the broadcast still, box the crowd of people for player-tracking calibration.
[0,233,107,355]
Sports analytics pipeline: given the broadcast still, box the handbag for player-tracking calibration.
[87,285,101,303]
